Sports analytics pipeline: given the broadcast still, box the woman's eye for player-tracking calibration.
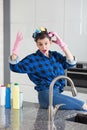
[39,43,42,46]
[45,42,48,45]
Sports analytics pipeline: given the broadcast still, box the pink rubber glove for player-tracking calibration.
[12,32,23,55]
[48,32,67,50]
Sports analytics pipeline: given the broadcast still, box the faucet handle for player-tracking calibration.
[54,104,65,117]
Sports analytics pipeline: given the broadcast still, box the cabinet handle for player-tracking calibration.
[67,71,87,75]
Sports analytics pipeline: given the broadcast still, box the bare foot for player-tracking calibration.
[82,103,87,110]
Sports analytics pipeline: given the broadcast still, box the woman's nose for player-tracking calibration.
[42,45,46,49]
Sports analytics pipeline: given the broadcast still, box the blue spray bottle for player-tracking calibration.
[5,84,11,109]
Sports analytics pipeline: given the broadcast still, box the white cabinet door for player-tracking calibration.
[35,0,65,37]
[64,0,87,61]
[10,0,38,103]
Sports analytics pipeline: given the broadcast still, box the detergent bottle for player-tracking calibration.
[0,85,6,106]
[5,83,11,109]
[12,83,20,109]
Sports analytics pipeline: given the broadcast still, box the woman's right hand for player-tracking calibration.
[12,32,23,55]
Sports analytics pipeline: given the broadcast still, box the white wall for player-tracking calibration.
[10,0,87,102]
[0,0,4,85]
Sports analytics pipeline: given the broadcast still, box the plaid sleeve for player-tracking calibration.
[9,55,32,74]
[53,51,76,69]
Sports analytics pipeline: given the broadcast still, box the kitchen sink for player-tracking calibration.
[66,113,87,125]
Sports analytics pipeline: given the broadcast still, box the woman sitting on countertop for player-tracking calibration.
[9,27,87,111]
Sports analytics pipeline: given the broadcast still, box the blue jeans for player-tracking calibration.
[38,89,85,111]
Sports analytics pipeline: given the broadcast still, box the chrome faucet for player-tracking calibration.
[48,75,77,130]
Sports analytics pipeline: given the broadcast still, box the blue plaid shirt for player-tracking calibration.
[9,50,76,92]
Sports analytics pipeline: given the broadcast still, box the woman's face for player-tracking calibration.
[36,37,52,56]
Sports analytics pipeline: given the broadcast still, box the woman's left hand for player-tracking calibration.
[48,32,67,50]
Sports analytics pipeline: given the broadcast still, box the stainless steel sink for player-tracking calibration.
[66,113,87,125]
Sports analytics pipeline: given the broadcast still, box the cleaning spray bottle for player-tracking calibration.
[12,83,20,109]
[5,84,11,109]
[0,85,6,106]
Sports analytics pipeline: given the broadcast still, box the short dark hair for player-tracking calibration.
[35,32,51,42]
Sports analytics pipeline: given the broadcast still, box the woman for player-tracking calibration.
[9,27,87,111]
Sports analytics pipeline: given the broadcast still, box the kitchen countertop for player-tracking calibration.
[0,102,87,130]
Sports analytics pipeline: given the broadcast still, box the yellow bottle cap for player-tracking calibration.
[7,83,11,88]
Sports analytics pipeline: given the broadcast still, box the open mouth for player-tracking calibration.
[41,50,47,53]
